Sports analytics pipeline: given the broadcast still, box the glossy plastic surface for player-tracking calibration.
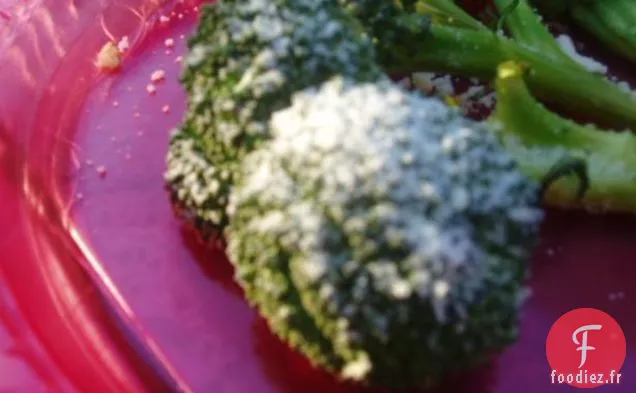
[0,0,634,392]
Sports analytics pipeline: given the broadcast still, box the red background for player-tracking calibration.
[0,0,634,392]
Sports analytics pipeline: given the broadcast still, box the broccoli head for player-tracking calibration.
[165,0,382,232]
[227,76,543,389]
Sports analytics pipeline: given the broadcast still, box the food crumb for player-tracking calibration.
[96,166,107,177]
[117,36,130,53]
[150,69,166,83]
[146,84,157,95]
[174,56,183,64]
[164,38,175,48]
[162,105,170,113]
[95,41,121,72]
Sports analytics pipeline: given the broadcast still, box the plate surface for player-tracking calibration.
[0,0,635,392]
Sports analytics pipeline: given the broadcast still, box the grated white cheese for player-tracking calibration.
[556,35,608,74]
[229,77,542,371]
[167,0,380,231]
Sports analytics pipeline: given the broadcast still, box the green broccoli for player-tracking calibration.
[342,0,636,130]
[165,0,381,232]
[227,76,543,389]
[533,0,636,63]
[491,61,636,213]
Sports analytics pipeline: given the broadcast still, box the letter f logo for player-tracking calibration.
[572,324,602,368]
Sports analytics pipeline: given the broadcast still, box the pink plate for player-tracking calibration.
[0,0,634,392]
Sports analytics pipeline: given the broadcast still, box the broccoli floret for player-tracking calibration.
[534,0,636,63]
[491,61,636,213]
[227,76,543,389]
[343,0,636,130]
[165,0,382,232]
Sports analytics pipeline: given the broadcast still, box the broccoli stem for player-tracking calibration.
[391,22,636,129]
[414,0,488,30]
[491,0,570,62]
[388,25,501,77]
[570,0,636,62]
[390,0,636,130]
[491,61,636,213]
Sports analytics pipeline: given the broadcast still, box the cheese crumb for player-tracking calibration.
[117,36,130,52]
[95,41,121,71]
[96,166,107,177]
[556,35,608,74]
[150,69,166,83]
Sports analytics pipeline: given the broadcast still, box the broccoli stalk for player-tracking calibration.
[346,0,636,130]
[491,61,636,213]
[535,0,636,63]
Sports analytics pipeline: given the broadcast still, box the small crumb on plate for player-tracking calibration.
[95,41,121,72]
[96,166,107,177]
[150,69,165,83]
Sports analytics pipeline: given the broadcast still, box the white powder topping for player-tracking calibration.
[412,72,455,97]
[168,0,380,229]
[229,78,542,359]
[556,35,608,74]
[341,353,372,380]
